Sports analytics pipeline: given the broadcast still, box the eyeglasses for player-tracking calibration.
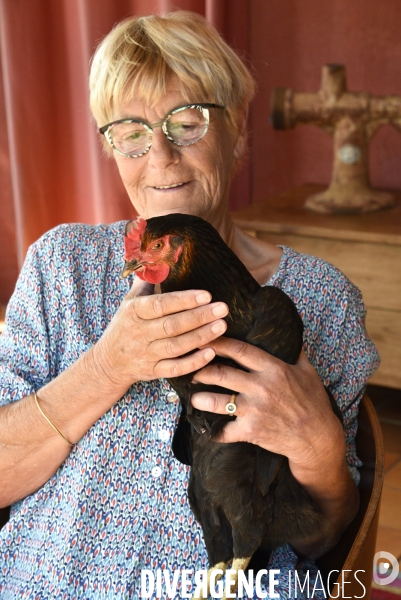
[99,103,224,158]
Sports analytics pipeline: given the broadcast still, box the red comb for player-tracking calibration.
[124,217,147,260]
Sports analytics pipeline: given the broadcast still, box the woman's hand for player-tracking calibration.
[190,337,359,558]
[191,339,341,465]
[91,277,229,395]
[0,279,229,507]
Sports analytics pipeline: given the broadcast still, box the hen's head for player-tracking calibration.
[122,216,185,284]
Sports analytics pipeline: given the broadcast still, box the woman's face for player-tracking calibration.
[110,77,246,227]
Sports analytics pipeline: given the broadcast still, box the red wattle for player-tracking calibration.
[139,263,170,284]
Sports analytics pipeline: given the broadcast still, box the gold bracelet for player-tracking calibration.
[34,391,74,447]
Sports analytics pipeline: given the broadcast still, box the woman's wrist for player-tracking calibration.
[37,345,133,445]
[287,414,347,491]
[86,338,136,395]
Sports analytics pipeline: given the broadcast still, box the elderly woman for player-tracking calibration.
[0,11,378,600]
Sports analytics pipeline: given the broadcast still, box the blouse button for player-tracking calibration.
[158,429,170,442]
[151,466,162,478]
[166,391,179,403]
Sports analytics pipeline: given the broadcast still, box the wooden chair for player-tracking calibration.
[317,394,385,598]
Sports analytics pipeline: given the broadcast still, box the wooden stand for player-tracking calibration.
[232,183,401,389]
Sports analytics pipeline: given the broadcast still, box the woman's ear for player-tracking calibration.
[233,106,248,159]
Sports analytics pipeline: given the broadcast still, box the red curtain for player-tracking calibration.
[0,0,251,303]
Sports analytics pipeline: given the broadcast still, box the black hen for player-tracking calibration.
[122,213,338,597]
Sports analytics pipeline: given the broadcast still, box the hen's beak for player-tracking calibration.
[121,260,142,278]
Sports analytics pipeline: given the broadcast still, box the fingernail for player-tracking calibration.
[196,291,211,304]
[203,348,215,361]
[211,321,226,334]
[212,303,227,317]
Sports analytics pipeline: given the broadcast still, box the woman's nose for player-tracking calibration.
[148,128,180,168]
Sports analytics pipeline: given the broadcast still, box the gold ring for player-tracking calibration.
[225,393,237,415]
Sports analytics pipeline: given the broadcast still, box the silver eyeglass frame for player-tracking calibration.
[99,103,224,158]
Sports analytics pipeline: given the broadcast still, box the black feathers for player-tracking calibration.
[140,213,330,575]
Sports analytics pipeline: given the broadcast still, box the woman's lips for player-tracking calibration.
[153,181,190,190]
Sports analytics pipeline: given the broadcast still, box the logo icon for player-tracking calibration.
[373,551,399,586]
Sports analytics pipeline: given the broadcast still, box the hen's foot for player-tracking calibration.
[191,561,229,599]
[191,557,252,599]
[221,557,252,600]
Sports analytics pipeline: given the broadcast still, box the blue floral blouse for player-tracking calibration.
[0,221,380,599]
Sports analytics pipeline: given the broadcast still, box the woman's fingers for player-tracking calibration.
[94,282,230,386]
[147,301,228,340]
[191,390,243,416]
[154,348,216,379]
[151,318,227,360]
[192,362,251,395]
[190,343,338,459]
[191,389,260,445]
[194,338,315,386]
[127,279,229,341]
[129,284,214,320]
[198,336,283,372]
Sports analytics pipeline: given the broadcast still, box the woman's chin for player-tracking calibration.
[135,183,210,219]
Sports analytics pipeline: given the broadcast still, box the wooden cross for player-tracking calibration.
[271,64,401,213]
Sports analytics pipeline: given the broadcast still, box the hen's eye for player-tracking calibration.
[152,241,164,251]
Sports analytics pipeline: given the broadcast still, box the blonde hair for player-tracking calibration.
[89,11,255,151]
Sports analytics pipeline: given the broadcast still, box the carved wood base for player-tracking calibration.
[304,185,397,214]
